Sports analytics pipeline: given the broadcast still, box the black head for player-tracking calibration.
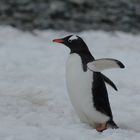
[53,35,90,54]
[53,35,95,71]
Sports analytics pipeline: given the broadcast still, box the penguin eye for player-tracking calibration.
[68,39,72,43]
[68,35,78,43]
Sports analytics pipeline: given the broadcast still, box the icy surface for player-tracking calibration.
[0,26,140,140]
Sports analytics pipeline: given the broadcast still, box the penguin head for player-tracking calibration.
[53,35,89,53]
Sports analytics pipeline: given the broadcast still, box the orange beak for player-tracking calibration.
[53,39,64,43]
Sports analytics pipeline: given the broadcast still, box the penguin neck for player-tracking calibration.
[70,50,95,72]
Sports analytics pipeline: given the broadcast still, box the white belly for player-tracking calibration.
[66,53,109,126]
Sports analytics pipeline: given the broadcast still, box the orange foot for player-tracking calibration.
[96,123,107,132]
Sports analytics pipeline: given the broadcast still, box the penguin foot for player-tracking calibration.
[96,123,108,132]
[96,121,118,132]
[106,120,119,129]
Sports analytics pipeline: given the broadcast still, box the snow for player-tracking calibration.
[0,26,140,140]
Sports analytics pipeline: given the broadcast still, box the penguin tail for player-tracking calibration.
[106,120,119,129]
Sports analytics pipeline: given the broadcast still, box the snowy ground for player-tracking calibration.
[0,26,140,140]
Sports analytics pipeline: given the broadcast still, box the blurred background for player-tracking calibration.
[0,0,140,33]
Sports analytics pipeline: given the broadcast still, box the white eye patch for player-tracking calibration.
[68,35,78,42]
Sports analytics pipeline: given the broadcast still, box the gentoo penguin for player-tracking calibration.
[53,35,124,132]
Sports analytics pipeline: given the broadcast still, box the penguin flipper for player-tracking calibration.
[87,58,125,72]
[101,74,118,91]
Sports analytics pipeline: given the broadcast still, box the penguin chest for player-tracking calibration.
[66,53,109,125]
[66,54,94,122]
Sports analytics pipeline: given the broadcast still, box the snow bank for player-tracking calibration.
[0,26,140,140]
